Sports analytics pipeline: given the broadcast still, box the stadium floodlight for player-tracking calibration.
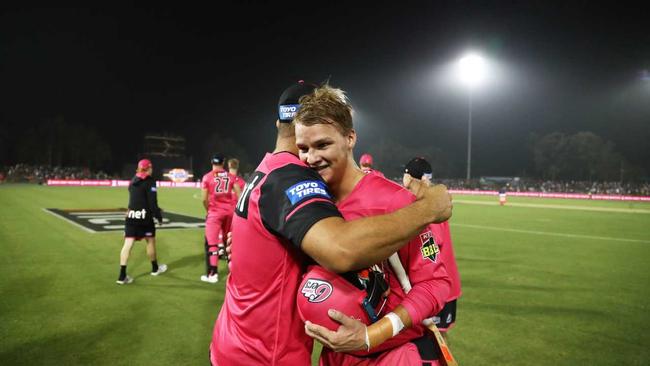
[458,53,486,89]
[458,52,487,181]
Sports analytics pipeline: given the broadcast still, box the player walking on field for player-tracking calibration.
[294,85,450,365]
[116,159,167,285]
[201,154,241,283]
[209,81,453,366]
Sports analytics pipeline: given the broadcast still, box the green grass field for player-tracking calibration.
[1,184,649,365]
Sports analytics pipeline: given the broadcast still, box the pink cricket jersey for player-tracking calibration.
[335,173,450,354]
[202,169,238,215]
[431,221,461,302]
[210,152,341,366]
[228,174,246,209]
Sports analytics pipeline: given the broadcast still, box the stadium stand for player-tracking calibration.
[3,164,114,183]
[433,178,650,196]
[3,163,648,196]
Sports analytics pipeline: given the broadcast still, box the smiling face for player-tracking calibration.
[295,122,356,189]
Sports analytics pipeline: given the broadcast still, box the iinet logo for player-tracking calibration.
[127,209,147,219]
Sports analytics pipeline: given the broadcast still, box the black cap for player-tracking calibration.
[211,154,225,165]
[404,157,432,180]
[278,80,316,122]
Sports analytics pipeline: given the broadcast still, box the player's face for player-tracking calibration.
[295,123,355,186]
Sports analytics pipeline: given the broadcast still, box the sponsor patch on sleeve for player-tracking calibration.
[301,278,333,303]
[420,230,440,262]
[285,180,331,205]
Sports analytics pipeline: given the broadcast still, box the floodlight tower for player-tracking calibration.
[458,53,486,181]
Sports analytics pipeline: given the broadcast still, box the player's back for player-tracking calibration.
[202,169,236,215]
[227,174,245,208]
[126,175,157,225]
[211,152,323,366]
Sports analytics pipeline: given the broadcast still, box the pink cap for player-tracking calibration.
[359,153,373,166]
[137,159,152,170]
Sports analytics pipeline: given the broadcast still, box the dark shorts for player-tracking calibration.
[411,334,440,363]
[433,299,457,331]
[125,223,156,240]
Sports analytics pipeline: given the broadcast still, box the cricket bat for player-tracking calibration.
[388,253,459,366]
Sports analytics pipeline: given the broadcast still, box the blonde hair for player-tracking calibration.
[228,158,240,170]
[293,85,353,136]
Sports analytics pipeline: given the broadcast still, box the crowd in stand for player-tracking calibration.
[1,164,649,196]
[433,178,650,196]
[515,180,650,196]
[1,164,113,183]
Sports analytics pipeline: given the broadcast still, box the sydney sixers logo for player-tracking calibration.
[301,279,333,303]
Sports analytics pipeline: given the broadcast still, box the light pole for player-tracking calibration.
[458,53,485,182]
[466,90,473,181]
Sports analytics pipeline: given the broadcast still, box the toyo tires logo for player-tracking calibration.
[279,104,301,120]
[301,279,333,303]
[285,180,330,204]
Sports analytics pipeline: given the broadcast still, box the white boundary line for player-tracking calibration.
[42,208,97,234]
[452,223,650,244]
[453,199,650,214]
[42,208,205,234]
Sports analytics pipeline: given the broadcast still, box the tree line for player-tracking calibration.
[5,116,111,171]
[529,131,644,182]
[1,117,645,182]
[363,131,645,182]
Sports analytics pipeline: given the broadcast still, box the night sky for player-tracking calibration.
[1,2,648,177]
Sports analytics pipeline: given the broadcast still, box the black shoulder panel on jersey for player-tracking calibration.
[259,163,341,250]
[235,171,265,219]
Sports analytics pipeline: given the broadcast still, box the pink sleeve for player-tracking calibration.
[201,174,209,190]
[398,230,450,325]
[228,173,237,190]
[366,228,451,354]
[386,190,451,325]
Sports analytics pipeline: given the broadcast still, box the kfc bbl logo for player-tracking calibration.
[164,168,194,183]
[301,279,333,303]
[419,231,440,262]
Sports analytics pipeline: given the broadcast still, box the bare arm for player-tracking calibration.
[305,305,412,353]
[301,181,452,273]
[306,229,451,352]
[232,183,242,202]
[201,188,209,212]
